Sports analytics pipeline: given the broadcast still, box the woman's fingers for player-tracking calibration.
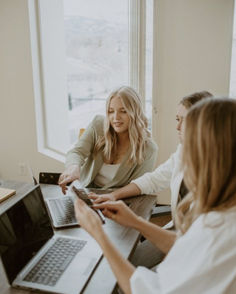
[93,200,123,210]
[93,197,108,204]
[103,208,116,220]
[88,193,98,199]
[61,185,68,195]
[58,174,72,186]
[88,193,115,204]
[88,193,105,202]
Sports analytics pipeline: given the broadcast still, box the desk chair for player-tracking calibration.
[150,205,171,227]
[79,128,85,138]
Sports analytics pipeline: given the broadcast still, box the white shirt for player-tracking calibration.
[130,210,236,294]
[132,144,183,227]
[94,163,120,186]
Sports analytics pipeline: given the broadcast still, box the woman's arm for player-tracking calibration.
[131,147,180,196]
[89,182,141,203]
[58,165,80,194]
[97,231,135,294]
[94,201,177,254]
[65,116,103,168]
[74,199,135,294]
[133,216,176,254]
[59,115,104,193]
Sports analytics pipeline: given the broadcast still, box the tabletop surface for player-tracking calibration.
[0,180,156,294]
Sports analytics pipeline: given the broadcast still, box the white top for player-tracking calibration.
[132,144,183,228]
[94,163,120,186]
[130,210,236,294]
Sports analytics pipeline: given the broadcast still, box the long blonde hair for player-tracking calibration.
[94,86,150,165]
[175,98,236,234]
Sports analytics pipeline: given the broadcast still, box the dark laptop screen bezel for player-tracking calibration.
[0,185,54,284]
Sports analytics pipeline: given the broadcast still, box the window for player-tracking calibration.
[64,0,129,142]
[29,0,154,160]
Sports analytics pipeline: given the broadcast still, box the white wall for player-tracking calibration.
[0,0,64,182]
[0,1,234,189]
[152,0,234,203]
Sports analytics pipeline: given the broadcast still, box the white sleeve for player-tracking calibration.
[130,267,162,294]
[131,213,236,294]
[156,213,236,294]
[131,148,179,195]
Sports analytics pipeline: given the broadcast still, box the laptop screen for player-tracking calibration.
[0,185,53,283]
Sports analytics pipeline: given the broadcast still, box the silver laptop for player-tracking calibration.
[45,186,108,229]
[0,184,102,294]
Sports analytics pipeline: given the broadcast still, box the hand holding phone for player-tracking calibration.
[72,186,105,223]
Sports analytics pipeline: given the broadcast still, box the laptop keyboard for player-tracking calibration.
[48,197,77,226]
[24,237,86,286]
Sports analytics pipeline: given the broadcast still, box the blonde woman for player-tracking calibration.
[75,98,236,294]
[59,86,157,194]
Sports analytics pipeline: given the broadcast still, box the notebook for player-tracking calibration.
[0,184,102,294]
[0,187,16,203]
[45,186,107,229]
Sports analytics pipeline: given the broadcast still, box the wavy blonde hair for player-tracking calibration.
[175,98,236,234]
[94,86,150,165]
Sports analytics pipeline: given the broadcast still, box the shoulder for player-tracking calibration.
[184,211,236,244]
[170,144,182,160]
[146,138,158,152]
[90,115,105,127]
[145,138,158,155]
[167,144,182,166]
[89,115,105,134]
[176,144,182,153]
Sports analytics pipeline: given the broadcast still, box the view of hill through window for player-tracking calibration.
[63,0,129,142]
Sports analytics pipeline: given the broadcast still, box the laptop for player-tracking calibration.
[44,185,108,229]
[0,184,102,294]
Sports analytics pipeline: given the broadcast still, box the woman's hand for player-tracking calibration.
[74,199,104,241]
[76,199,135,294]
[88,192,116,204]
[93,200,140,229]
[58,165,80,194]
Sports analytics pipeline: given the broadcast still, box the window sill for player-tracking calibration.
[39,147,65,164]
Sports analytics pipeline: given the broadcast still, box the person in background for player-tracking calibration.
[75,98,236,294]
[89,90,213,268]
[59,86,157,194]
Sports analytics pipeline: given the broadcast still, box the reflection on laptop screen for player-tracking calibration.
[0,186,53,284]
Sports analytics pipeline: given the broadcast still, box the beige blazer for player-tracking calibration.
[65,115,158,189]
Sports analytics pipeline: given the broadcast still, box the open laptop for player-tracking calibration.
[44,185,108,229]
[0,184,102,294]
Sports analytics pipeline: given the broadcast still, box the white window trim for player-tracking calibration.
[28,0,69,162]
[129,0,146,105]
[28,0,153,162]
[152,0,158,145]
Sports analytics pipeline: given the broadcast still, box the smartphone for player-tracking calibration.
[72,186,105,224]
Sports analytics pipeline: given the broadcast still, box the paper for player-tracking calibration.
[0,187,16,203]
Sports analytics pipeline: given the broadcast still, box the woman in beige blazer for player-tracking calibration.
[59,86,157,194]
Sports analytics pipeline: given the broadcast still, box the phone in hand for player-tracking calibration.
[72,186,105,223]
